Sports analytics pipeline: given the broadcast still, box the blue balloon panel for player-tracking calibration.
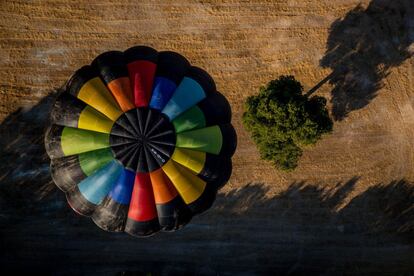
[108,168,135,204]
[161,77,207,120]
[78,161,123,205]
[149,77,178,110]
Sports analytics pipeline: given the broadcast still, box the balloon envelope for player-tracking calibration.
[45,46,237,237]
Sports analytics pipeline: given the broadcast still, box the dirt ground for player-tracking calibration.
[0,0,413,274]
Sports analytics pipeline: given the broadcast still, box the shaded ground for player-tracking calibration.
[1,177,414,274]
[1,0,414,274]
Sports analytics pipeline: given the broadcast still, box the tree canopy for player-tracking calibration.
[243,75,333,171]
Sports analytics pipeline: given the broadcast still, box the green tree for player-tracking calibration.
[243,75,333,171]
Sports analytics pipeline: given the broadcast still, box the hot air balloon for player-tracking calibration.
[45,46,237,237]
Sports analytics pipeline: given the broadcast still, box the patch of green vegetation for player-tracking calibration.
[243,75,333,171]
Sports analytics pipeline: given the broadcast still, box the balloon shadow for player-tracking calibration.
[319,0,414,120]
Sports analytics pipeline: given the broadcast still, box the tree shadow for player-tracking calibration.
[339,180,414,239]
[0,90,61,216]
[0,152,413,275]
[319,0,414,120]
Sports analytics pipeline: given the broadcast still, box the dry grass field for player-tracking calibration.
[0,0,413,274]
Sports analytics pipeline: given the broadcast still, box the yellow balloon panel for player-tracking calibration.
[77,77,123,121]
[161,159,206,204]
[78,106,115,134]
[171,147,205,174]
